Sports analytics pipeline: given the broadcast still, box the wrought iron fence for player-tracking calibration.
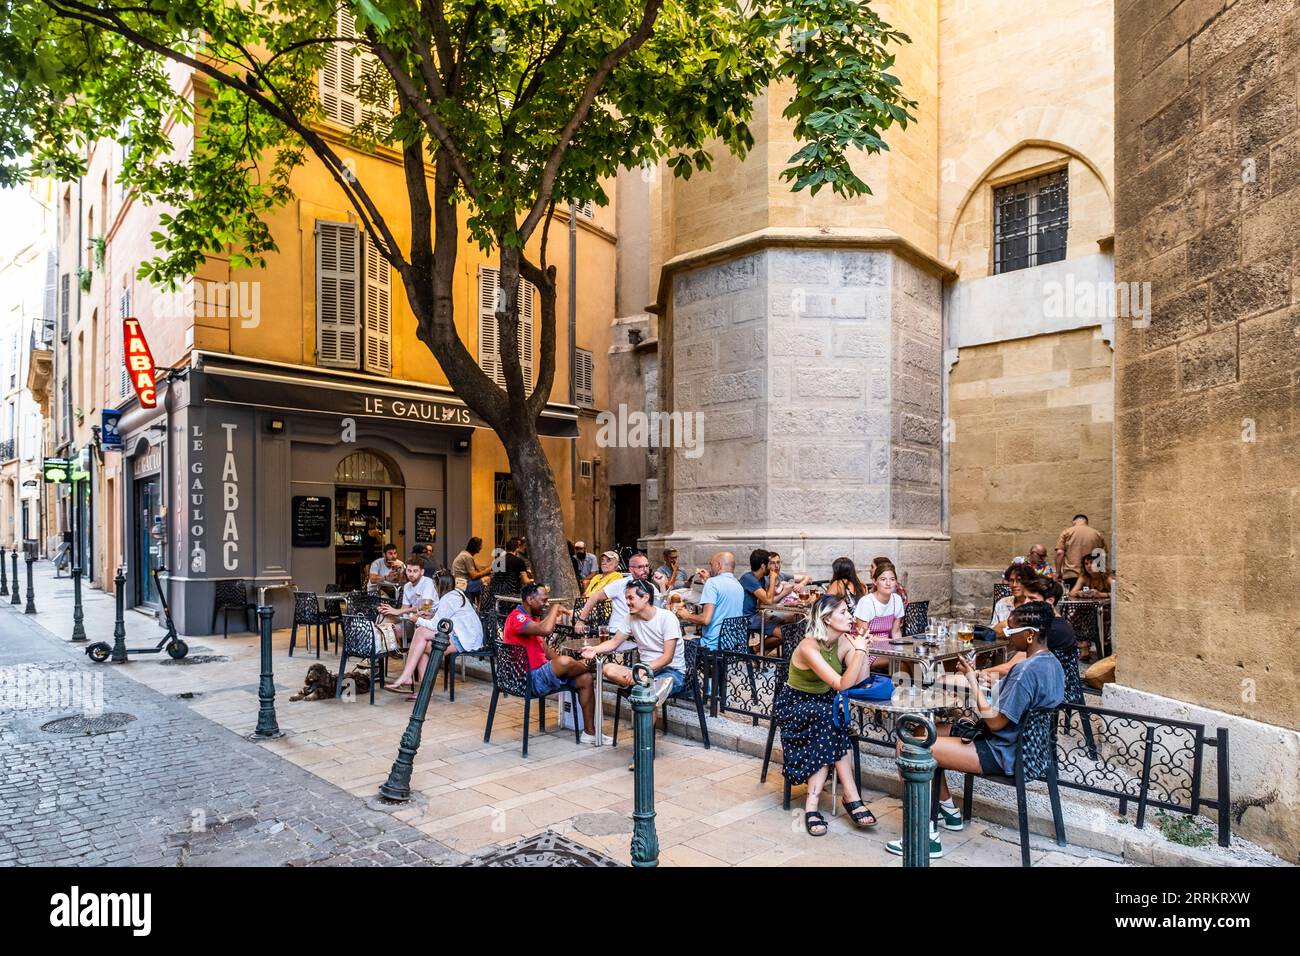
[0,438,13,461]
[715,649,784,725]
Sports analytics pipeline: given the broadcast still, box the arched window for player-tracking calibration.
[334,450,401,486]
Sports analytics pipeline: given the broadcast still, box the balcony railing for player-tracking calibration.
[0,438,15,461]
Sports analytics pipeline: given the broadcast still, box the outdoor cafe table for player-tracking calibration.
[867,637,1010,686]
[758,601,813,653]
[558,635,635,747]
[256,579,295,626]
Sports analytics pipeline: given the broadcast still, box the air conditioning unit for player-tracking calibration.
[579,460,593,479]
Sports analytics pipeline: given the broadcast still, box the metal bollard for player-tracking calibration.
[896,713,937,867]
[24,552,35,614]
[111,568,128,663]
[629,662,659,867]
[1,545,8,597]
[379,620,452,802]
[250,606,282,739]
[10,551,19,606]
[70,559,86,641]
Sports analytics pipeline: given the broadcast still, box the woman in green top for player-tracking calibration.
[774,594,878,836]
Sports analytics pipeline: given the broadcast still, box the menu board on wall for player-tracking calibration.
[414,508,437,544]
[292,496,332,548]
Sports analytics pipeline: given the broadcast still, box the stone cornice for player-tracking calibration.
[651,227,958,314]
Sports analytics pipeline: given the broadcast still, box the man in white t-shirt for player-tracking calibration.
[574,552,661,636]
[581,578,684,704]
[379,555,438,625]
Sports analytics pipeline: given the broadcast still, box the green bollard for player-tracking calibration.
[70,560,86,641]
[10,551,19,606]
[250,606,282,739]
[896,713,937,868]
[379,619,452,802]
[24,551,36,614]
[629,662,659,867]
[111,568,129,664]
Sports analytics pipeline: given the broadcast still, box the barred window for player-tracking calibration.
[993,167,1068,274]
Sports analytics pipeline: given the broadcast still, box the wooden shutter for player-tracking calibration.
[118,287,131,399]
[320,8,360,127]
[574,348,593,407]
[59,273,69,341]
[362,234,391,374]
[477,265,535,394]
[316,220,361,369]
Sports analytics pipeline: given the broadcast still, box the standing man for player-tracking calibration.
[674,551,745,650]
[572,541,598,589]
[366,542,403,596]
[502,584,604,743]
[1054,515,1105,593]
[452,536,491,597]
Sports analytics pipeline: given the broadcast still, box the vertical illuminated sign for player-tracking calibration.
[122,317,158,408]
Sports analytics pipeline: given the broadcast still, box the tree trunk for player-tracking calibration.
[501,420,578,600]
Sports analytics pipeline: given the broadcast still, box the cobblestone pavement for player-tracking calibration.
[0,607,466,867]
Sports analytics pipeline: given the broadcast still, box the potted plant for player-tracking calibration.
[77,268,92,292]
[91,236,106,270]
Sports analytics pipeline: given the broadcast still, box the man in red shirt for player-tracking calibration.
[502,583,603,743]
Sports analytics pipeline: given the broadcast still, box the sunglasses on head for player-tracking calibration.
[1004,625,1038,636]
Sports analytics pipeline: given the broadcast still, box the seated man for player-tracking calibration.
[674,551,745,650]
[738,549,784,649]
[366,542,403,596]
[764,551,811,600]
[581,579,685,704]
[378,555,438,649]
[502,583,605,745]
[889,601,1064,859]
[655,548,689,591]
[574,552,660,637]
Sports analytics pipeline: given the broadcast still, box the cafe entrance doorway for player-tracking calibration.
[333,450,405,590]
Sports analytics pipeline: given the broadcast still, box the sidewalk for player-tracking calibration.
[10,564,1154,865]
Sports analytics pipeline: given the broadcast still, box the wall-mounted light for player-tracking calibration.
[455,437,470,452]
[266,418,285,433]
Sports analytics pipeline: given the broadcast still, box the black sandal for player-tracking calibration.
[841,799,878,828]
[804,811,828,837]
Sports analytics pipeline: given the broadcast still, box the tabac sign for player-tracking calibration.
[123,317,158,407]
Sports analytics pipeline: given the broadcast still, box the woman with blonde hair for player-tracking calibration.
[774,594,878,836]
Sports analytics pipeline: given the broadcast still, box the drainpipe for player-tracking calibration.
[568,206,579,526]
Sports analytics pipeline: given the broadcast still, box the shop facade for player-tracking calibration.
[113,352,578,634]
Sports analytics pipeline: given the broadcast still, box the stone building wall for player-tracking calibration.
[1115,0,1300,860]
[949,327,1114,612]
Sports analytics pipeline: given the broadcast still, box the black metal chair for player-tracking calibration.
[482,643,581,757]
[1053,643,1098,759]
[761,617,808,781]
[1059,600,1106,659]
[611,638,711,749]
[709,616,755,720]
[289,590,334,658]
[488,571,522,615]
[959,706,1067,866]
[440,598,499,702]
[334,613,388,704]
[212,580,256,639]
[902,599,930,636]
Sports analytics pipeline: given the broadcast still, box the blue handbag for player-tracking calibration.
[832,675,895,729]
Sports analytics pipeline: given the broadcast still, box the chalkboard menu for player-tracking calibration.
[414,507,437,544]
[292,496,332,547]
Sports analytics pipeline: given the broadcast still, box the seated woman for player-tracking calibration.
[870,556,908,604]
[854,562,906,646]
[824,556,869,611]
[583,550,624,597]
[889,601,1064,859]
[977,578,1075,682]
[1068,551,1111,598]
[775,594,879,836]
[384,571,483,700]
[989,562,1038,638]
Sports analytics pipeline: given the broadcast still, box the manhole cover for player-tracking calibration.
[41,713,137,735]
[468,831,622,867]
[159,655,229,665]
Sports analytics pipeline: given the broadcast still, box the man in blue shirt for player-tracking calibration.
[674,551,744,649]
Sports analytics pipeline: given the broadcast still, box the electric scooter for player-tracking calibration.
[86,566,189,662]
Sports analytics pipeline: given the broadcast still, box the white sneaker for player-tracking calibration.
[579,731,614,745]
[653,676,675,706]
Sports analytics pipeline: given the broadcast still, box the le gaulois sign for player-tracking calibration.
[123,317,158,408]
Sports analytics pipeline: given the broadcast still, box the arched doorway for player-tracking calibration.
[333,449,405,589]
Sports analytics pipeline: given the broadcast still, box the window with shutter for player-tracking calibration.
[316,220,362,369]
[362,234,391,374]
[574,347,594,408]
[571,199,594,220]
[319,8,391,133]
[59,273,70,342]
[477,265,535,394]
[118,287,131,399]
